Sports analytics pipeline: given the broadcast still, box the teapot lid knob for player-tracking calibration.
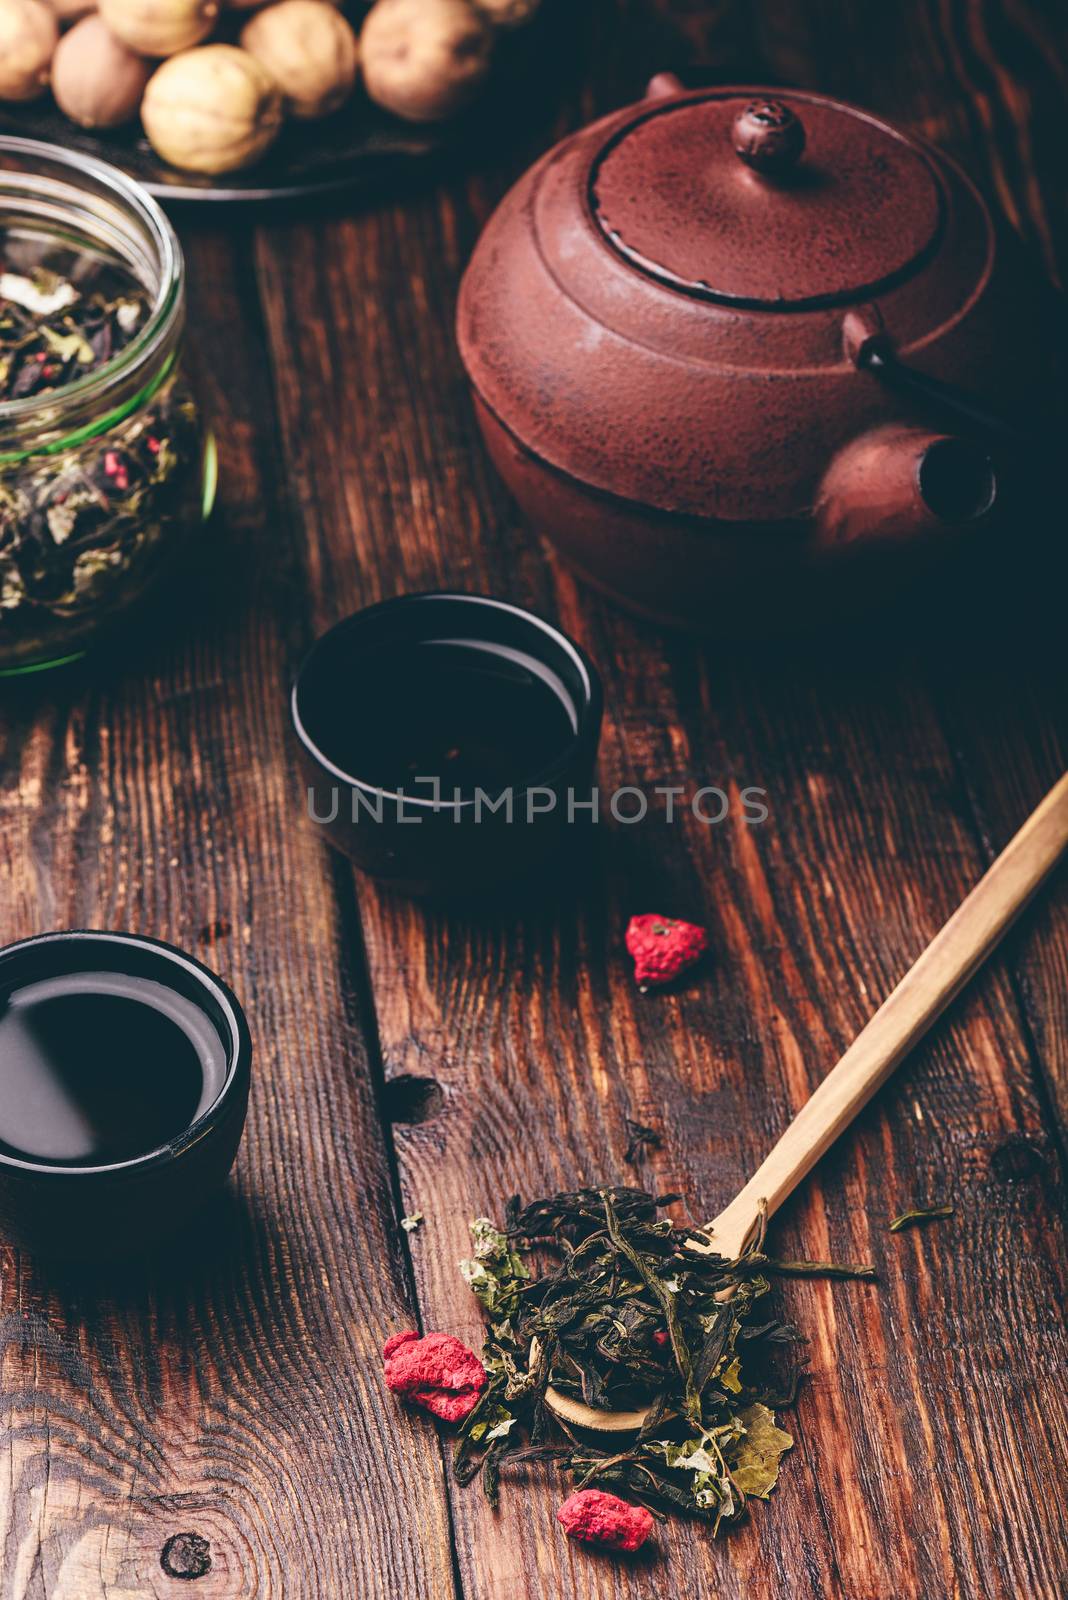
[731,100,806,175]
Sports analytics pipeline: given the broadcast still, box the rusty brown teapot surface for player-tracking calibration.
[457,80,1043,630]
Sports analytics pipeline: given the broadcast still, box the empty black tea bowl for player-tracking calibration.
[0,930,251,1260]
[291,592,603,896]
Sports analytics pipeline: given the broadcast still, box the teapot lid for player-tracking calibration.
[457,84,996,523]
[591,92,944,308]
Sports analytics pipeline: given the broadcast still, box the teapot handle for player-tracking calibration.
[860,348,1033,450]
[843,309,1031,451]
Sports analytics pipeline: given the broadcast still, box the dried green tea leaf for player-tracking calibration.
[718,1356,743,1394]
[889,1204,954,1233]
[658,1425,744,1530]
[729,1403,794,1499]
[467,1404,517,1444]
[760,1256,877,1280]
[41,326,94,367]
[624,1119,662,1165]
[459,1217,528,1319]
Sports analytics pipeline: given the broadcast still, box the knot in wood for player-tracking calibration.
[161,1531,212,1580]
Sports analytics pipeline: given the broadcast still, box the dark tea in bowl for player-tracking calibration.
[291,592,603,897]
[0,930,251,1259]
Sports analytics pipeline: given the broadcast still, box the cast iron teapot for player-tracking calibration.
[458,78,1045,630]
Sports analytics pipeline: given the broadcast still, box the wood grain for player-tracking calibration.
[705,769,1068,1257]
[0,233,457,1600]
[3,2,1068,1598]
[253,3,1068,1596]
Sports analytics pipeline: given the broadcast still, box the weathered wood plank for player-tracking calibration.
[257,2,1068,1596]
[2,2,1065,1597]
[929,632,1068,1136]
[0,232,457,1600]
[740,0,1068,1163]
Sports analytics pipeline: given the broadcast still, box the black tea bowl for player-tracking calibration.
[0,930,251,1260]
[291,592,603,896]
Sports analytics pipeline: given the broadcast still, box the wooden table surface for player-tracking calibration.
[2,2,1067,1596]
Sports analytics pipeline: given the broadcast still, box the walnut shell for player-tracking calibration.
[53,14,149,127]
[360,0,492,124]
[227,0,341,9]
[98,0,217,56]
[44,0,96,22]
[470,0,539,27]
[141,44,283,173]
[0,0,58,102]
[240,0,357,119]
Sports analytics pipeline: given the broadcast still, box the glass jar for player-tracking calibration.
[0,138,214,675]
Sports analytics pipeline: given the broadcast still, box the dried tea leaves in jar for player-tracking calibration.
[0,263,148,403]
[0,239,205,670]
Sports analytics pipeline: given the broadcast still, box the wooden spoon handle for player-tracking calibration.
[709,771,1068,1256]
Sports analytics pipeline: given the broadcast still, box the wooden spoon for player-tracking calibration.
[545,771,1068,1434]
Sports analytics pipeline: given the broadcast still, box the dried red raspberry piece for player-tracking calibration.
[557,1489,654,1553]
[103,449,130,491]
[382,1329,487,1423]
[625,914,710,991]
[383,1330,420,1361]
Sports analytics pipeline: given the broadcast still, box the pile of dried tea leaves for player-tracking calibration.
[0,265,149,404]
[456,1187,873,1533]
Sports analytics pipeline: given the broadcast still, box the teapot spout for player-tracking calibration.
[814,426,997,551]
